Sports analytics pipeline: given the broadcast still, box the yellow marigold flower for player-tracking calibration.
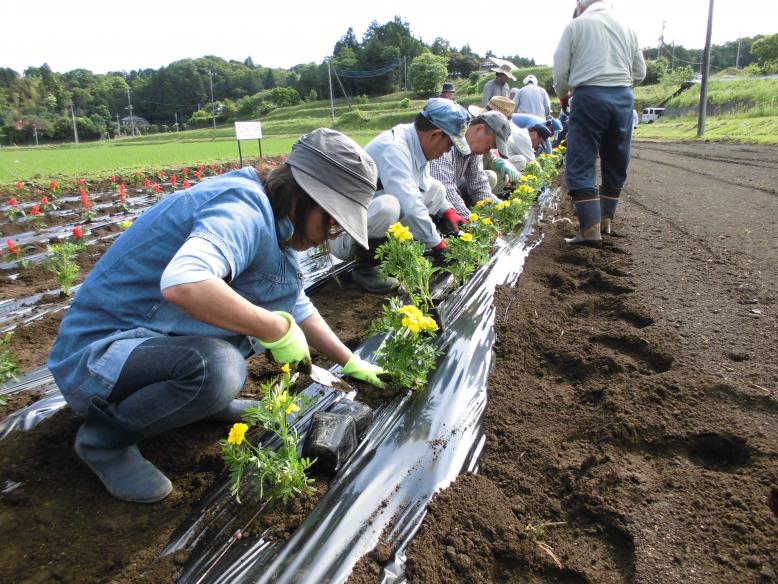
[421,316,439,332]
[398,305,423,319]
[482,218,493,225]
[401,316,421,334]
[460,232,474,242]
[519,185,535,194]
[281,363,291,375]
[474,199,492,208]
[227,422,249,445]
[285,402,300,415]
[495,201,511,210]
[520,174,537,183]
[119,220,133,230]
[388,222,413,241]
[469,213,479,222]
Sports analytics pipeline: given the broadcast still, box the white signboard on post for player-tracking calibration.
[235,121,262,140]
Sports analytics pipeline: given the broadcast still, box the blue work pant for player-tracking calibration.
[565,86,634,197]
[107,336,247,436]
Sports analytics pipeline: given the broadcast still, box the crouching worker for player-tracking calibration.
[330,98,473,293]
[47,129,385,503]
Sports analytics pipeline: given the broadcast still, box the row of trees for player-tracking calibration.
[2,19,775,146]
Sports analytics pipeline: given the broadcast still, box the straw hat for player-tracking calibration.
[490,63,516,81]
[467,96,515,119]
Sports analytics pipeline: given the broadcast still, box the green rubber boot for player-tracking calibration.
[74,397,173,503]
[565,193,602,248]
[600,189,621,235]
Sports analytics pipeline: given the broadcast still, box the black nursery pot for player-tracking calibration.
[302,411,358,474]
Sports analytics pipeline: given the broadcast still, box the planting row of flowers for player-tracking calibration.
[219,147,564,507]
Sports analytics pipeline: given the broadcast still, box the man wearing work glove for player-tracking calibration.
[48,129,385,505]
[429,109,512,216]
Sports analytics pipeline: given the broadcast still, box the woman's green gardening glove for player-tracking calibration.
[258,311,311,368]
[341,355,386,388]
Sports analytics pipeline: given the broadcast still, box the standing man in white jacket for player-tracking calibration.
[553,0,646,246]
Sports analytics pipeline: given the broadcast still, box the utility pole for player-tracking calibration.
[126,86,136,137]
[32,124,39,147]
[657,20,665,60]
[671,41,676,72]
[327,57,336,125]
[116,113,121,137]
[735,32,742,68]
[174,112,179,132]
[69,101,79,144]
[697,0,715,138]
[208,69,216,134]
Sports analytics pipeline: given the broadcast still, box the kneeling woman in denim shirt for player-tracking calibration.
[48,129,384,503]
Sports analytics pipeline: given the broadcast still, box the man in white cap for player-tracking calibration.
[429,110,512,217]
[482,64,515,106]
[553,0,646,246]
[330,98,473,291]
[514,74,551,119]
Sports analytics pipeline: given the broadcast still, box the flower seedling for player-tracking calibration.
[221,366,315,504]
[117,184,130,213]
[6,198,25,223]
[79,189,95,222]
[375,222,437,310]
[443,229,491,287]
[45,242,81,296]
[0,332,21,391]
[369,298,441,390]
[48,180,60,197]
[40,195,58,214]
[28,204,46,231]
[71,226,86,249]
[4,239,28,268]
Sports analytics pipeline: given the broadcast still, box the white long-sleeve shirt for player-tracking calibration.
[552,2,646,97]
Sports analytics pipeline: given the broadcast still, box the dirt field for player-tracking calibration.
[401,142,778,583]
[0,142,776,582]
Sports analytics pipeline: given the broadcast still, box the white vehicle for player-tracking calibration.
[641,107,665,124]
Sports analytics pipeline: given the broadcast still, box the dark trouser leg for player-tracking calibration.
[598,87,634,235]
[75,336,247,502]
[352,238,400,294]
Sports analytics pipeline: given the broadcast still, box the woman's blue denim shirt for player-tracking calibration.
[48,167,314,415]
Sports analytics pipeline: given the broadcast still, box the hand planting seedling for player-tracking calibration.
[369,298,441,390]
[45,242,81,296]
[375,222,437,310]
[221,365,316,504]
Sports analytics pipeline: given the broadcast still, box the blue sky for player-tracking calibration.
[3,0,775,74]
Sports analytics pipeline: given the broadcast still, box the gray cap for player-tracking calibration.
[286,128,377,249]
[475,110,511,158]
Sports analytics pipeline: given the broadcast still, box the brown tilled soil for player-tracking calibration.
[0,142,776,583]
[399,142,778,583]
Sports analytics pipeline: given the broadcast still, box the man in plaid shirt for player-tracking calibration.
[429,111,511,218]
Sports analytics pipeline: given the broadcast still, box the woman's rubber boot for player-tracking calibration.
[600,188,621,235]
[74,396,173,503]
[351,238,399,294]
[565,192,602,248]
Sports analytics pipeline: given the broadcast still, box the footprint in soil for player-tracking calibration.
[591,334,673,374]
[659,433,752,471]
[568,297,654,329]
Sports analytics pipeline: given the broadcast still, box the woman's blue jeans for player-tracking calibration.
[565,85,635,197]
[107,336,247,436]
